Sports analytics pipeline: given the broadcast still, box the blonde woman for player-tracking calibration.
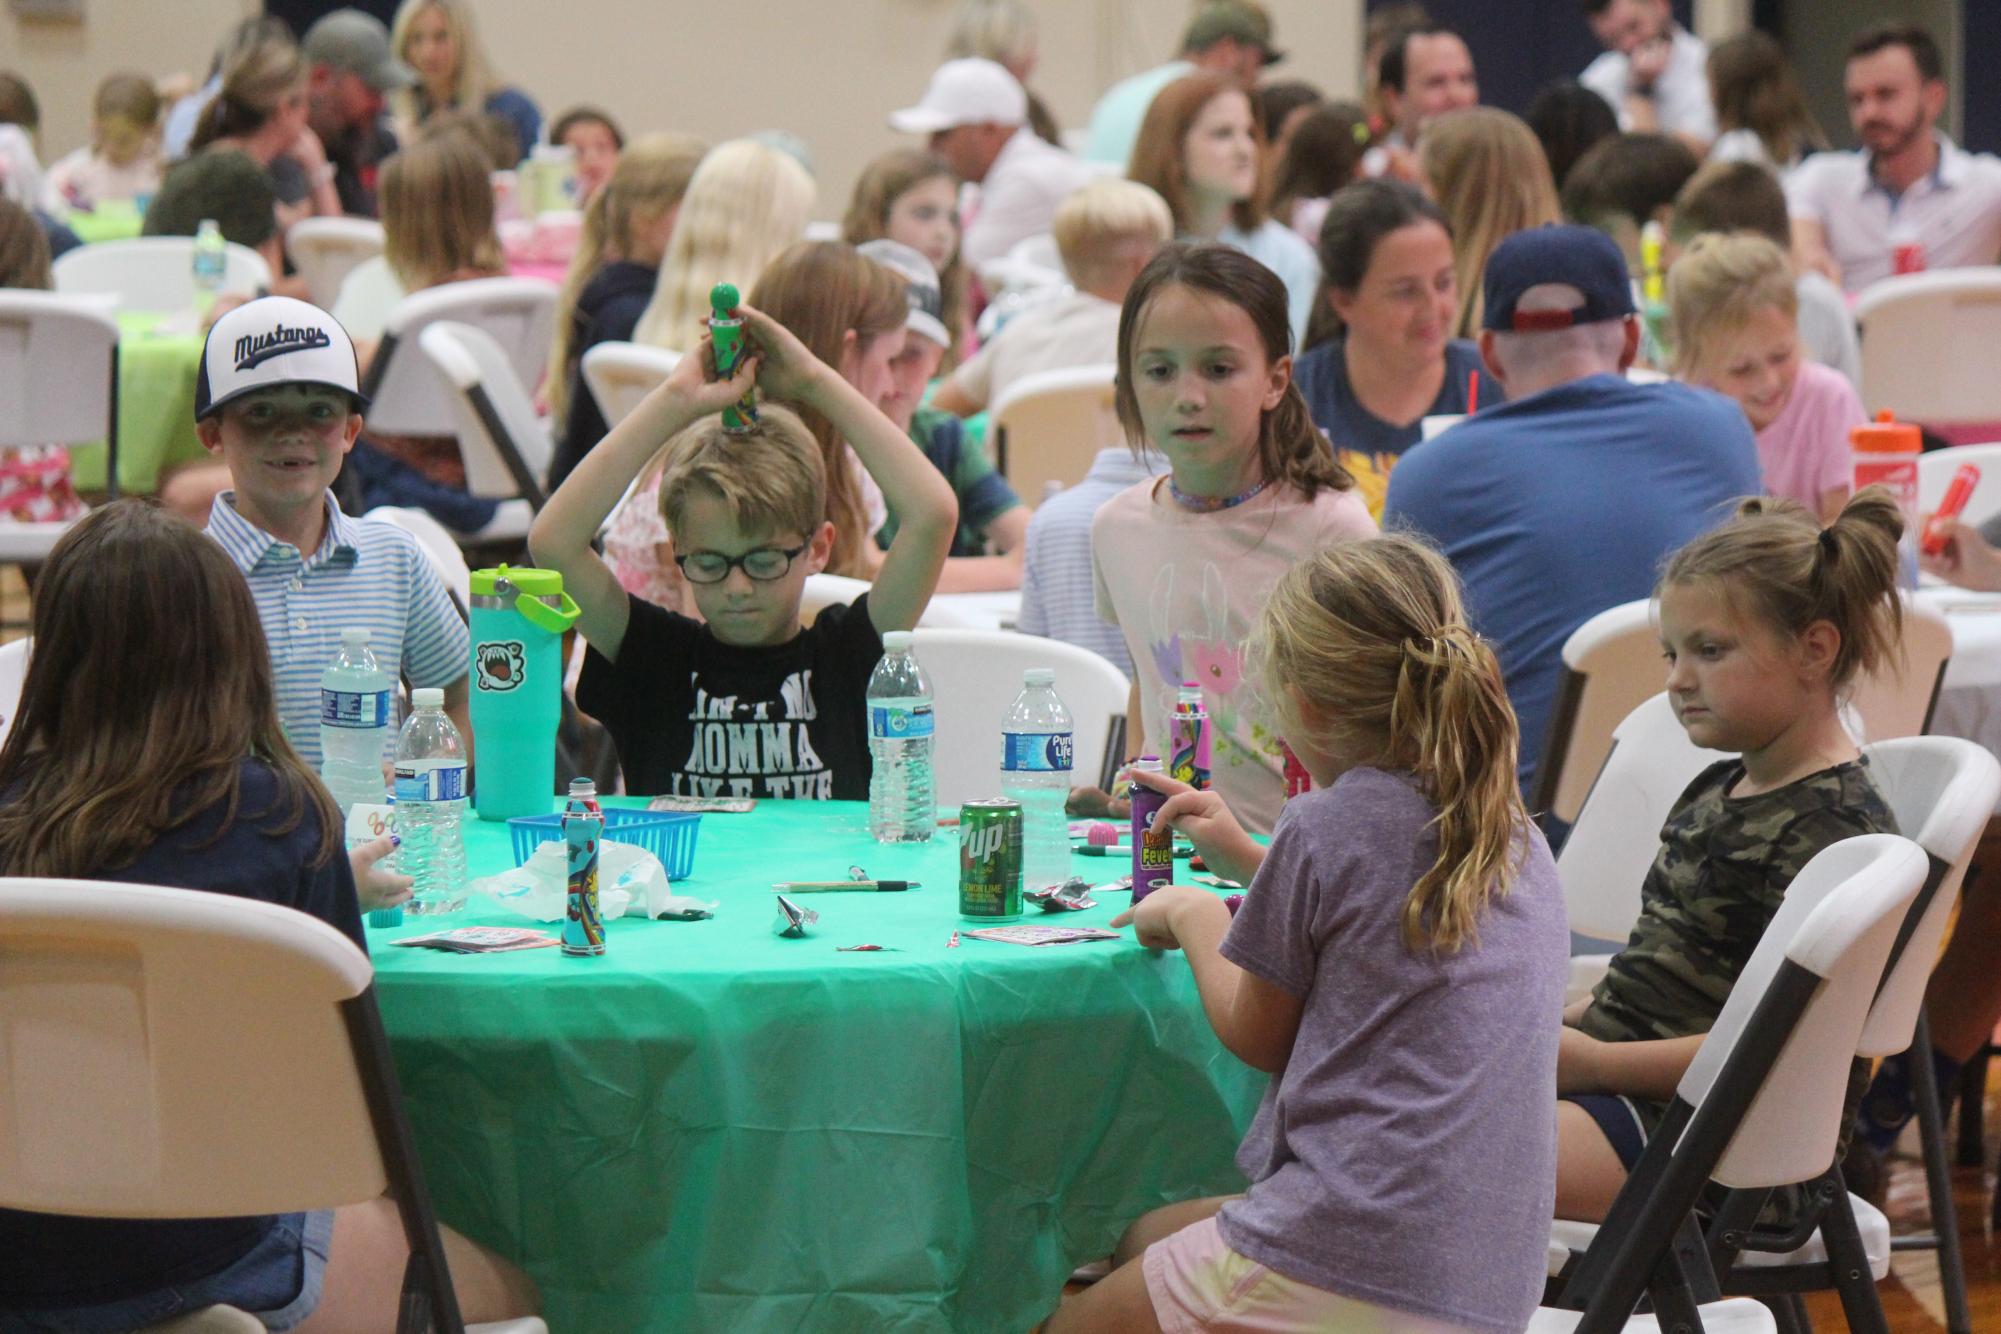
[389,0,541,162]
[547,133,708,490]
[1418,106,1560,338]
[190,27,341,229]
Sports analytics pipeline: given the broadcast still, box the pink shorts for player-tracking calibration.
[1141,1216,1474,1333]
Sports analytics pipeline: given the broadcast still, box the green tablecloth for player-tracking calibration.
[68,311,206,494]
[62,202,144,245]
[369,801,1264,1332]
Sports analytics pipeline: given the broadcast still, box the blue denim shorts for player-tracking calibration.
[0,1209,334,1333]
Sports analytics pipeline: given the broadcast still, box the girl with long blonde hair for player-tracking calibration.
[388,0,542,161]
[1052,533,1567,1333]
[1418,106,1560,338]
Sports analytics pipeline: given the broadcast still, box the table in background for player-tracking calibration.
[370,802,1261,1332]
[62,203,145,246]
[67,311,205,494]
[929,590,1019,632]
[1920,586,2001,797]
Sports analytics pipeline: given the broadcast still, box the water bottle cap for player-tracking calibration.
[1023,668,1054,686]
[412,687,444,709]
[882,631,914,652]
[341,626,371,646]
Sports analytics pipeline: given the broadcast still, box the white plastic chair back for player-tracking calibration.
[911,628,1130,811]
[416,321,553,503]
[1679,834,1925,1189]
[329,254,405,343]
[580,341,681,429]
[51,237,270,312]
[1525,1303,1778,1332]
[286,216,386,311]
[0,636,29,749]
[0,879,383,1216]
[1855,267,2001,422]
[1844,598,1951,743]
[976,232,1068,296]
[1538,600,1661,823]
[1852,736,2001,1056]
[0,291,119,447]
[363,278,556,436]
[362,506,473,612]
[1559,693,1729,943]
[799,573,872,627]
[989,363,1121,500]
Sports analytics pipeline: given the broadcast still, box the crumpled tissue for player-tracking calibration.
[472,838,688,922]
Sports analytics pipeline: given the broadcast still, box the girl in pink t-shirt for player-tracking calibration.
[1092,242,1375,834]
[1668,232,1861,523]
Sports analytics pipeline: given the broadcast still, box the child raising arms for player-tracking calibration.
[1094,242,1375,836]
[529,299,956,801]
[1558,489,1904,1225]
[1052,535,1569,1332]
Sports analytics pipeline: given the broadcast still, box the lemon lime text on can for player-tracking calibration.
[959,799,1024,921]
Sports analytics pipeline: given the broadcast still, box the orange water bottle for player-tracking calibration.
[1850,411,1921,588]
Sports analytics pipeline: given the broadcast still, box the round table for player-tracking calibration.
[1919,584,2001,802]
[368,802,1262,1332]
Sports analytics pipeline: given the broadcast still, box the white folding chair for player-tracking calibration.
[1533,600,1662,826]
[1548,834,1928,1329]
[360,278,557,437]
[1844,598,1952,745]
[1856,267,2001,424]
[362,506,473,616]
[799,572,871,627]
[975,231,1067,298]
[0,879,545,1334]
[987,363,1121,502]
[580,340,681,430]
[0,291,121,519]
[417,321,553,517]
[1918,440,2001,531]
[911,628,1129,811]
[0,635,29,750]
[286,216,386,311]
[51,237,270,313]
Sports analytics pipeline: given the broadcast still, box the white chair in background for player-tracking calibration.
[1845,598,1952,744]
[1917,440,2001,531]
[360,277,557,438]
[580,341,681,430]
[0,879,545,1334]
[0,291,121,521]
[1855,266,2001,424]
[911,628,1128,811]
[975,232,1067,298]
[362,507,473,615]
[286,217,386,311]
[988,363,1121,501]
[0,635,29,750]
[799,573,871,627]
[51,237,270,313]
[1531,599,1661,827]
[417,321,554,541]
[330,253,405,343]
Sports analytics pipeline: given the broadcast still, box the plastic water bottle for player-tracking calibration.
[867,631,935,843]
[320,627,391,814]
[1001,668,1074,892]
[394,687,468,913]
[191,218,227,312]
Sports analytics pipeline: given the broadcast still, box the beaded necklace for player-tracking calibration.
[1167,474,1272,513]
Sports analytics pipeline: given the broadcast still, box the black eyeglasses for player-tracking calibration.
[674,543,808,585]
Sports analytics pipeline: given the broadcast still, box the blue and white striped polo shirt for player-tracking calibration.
[207,490,468,766]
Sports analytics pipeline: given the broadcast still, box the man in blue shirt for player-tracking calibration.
[1384,225,1760,795]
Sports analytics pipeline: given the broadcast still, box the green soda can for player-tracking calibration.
[708,282,759,433]
[959,799,1024,922]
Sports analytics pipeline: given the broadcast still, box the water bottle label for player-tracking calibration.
[870,704,935,740]
[394,764,466,803]
[1002,731,1073,773]
[474,640,528,692]
[321,688,390,728]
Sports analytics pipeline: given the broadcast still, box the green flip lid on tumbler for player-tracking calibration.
[469,564,580,635]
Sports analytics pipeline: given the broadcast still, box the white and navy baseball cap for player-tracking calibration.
[195,296,369,422]
[857,239,951,349]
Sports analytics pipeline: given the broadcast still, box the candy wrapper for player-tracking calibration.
[772,894,818,938]
[471,839,676,921]
[1026,877,1099,912]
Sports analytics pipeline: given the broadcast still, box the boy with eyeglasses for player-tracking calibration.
[529,299,957,800]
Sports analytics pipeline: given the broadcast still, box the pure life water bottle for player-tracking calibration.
[867,631,935,843]
[1002,668,1074,892]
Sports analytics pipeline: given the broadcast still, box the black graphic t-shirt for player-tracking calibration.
[577,592,884,800]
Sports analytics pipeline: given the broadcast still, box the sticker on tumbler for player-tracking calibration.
[474,640,528,692]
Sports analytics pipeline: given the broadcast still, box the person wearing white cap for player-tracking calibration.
[890,57,1096,270]
[859,238,1028,590]
[194,296,473,772]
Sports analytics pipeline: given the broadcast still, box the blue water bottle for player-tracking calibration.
[468,565,580,819]
[562,777,605,957]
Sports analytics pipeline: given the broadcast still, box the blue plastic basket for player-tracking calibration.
[508,809,702,879]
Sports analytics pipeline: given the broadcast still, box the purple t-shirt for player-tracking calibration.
[1215,767,1568,1331]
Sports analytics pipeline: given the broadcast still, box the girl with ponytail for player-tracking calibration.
[1559,487,1903,1229]
[1060,533,1568,1332]
[1094,241,1374,836]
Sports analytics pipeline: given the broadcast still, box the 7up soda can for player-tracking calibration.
[959,799,1024,921]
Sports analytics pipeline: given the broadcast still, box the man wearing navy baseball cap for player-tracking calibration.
[195,296,471,776]
[1383,224,1760,794]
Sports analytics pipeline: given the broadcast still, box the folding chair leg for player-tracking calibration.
[1959,1043,1990,1168]
[1906,1008,1974,1334]
[1817,1182,1890,1334]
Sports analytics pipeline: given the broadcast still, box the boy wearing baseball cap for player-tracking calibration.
[196,296,470,766]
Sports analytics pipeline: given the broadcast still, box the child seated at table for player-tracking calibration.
[40,72,163,220]
[0,499,537,1333]
[529,296,956,800]
[1049,534,1567,1332]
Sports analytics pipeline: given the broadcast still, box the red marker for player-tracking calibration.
[1467,370,1480,414]
[1923,464,1981,557]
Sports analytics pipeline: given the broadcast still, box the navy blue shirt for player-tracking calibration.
[0,759,361,1310]
[1383,374,1761,793]
[1294,338,1499,514]
[548,260,660,492]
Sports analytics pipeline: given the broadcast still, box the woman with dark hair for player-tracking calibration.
[1295,179,1503,517]
[1524,78,1619,192]
[1267,101,1371,244]
[1706,29,1826,173]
